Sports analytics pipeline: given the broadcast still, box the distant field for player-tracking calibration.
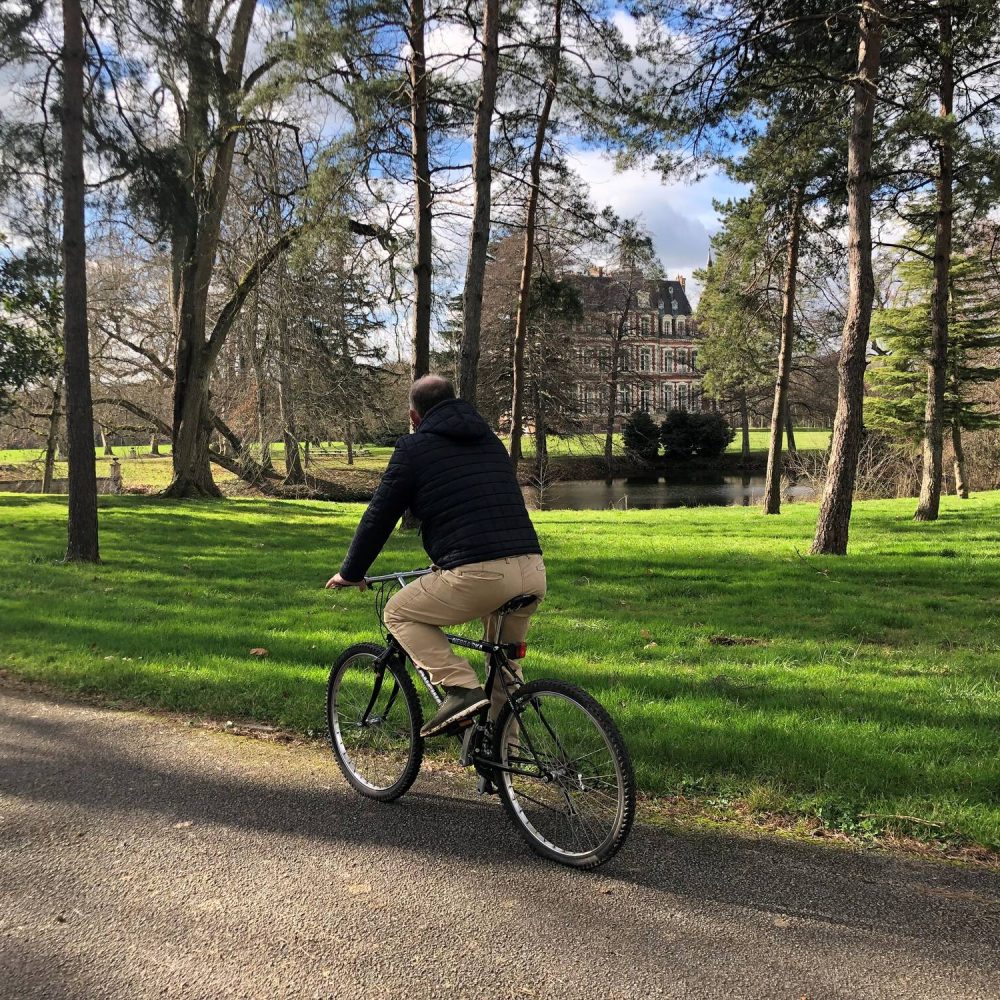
[0,429,831,491]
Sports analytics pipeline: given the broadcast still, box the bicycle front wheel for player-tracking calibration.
[493,679,635,869]
[327,642,424,801]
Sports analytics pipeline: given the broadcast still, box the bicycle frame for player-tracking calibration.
[361,567,552,784]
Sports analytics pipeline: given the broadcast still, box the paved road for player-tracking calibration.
[2,686,999,1000]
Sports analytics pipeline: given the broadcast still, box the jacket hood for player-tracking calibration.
[417,398,491,442]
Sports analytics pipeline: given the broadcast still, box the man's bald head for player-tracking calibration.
[409,374,456,418]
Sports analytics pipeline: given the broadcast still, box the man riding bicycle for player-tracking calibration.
[326,375,547,737]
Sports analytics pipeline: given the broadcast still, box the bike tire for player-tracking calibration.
[493,678,635,869]
[327,642,424,801]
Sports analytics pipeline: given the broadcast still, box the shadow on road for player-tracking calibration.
[3,689,999,962]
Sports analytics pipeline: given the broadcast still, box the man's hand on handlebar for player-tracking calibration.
[325,572,368,591]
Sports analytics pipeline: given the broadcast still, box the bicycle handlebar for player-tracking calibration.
[363,568,433,585]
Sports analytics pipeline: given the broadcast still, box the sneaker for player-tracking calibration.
[420,686,489,737]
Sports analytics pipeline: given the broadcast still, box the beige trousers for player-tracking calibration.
[383,554,547,718]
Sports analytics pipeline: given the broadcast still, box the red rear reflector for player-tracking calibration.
[514,643,527,658]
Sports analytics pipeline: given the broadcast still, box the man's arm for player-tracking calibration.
[336,443,415,582]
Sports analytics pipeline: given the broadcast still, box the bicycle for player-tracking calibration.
[327,568,636,869]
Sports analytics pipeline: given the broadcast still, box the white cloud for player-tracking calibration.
[566,147,747,304]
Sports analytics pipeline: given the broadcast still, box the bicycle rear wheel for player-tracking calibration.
[493,678,635,869]
[327,642,424,801]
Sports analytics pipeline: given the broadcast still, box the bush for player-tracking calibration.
[660,410,734,461]
[622,410,660,462]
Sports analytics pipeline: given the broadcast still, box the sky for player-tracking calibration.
[565,148,745,305]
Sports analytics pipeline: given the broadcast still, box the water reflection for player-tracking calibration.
[524,474,816,510]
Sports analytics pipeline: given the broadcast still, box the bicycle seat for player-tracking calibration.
[497,594,540,615]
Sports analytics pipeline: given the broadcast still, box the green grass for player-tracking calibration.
[2,491,997,851]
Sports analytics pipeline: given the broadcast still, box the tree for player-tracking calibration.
[810,1,885,555]
[0,252,61,414]
[509,0,564,467]
[60,0,99,561]
[660,410,733,461]
[622,410,659,462]
[458,0,501,404]
[695,204,777,465]
[869,233,1000,496]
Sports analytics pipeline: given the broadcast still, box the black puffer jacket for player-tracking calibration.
[340,399,541,580]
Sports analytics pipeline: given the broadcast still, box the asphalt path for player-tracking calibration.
[2,685,999,1000]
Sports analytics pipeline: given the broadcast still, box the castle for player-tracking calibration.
[567,270,704,432]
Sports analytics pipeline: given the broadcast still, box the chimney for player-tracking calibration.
[676,273,686,289]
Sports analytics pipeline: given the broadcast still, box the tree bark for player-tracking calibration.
[408,0,432,383]
[951,418,968,498]
[163,0,262,499]
[739,389,751,466]
[533,379,548,480]
[914,6,954,522]
[810,2,882,555]
[510,0,563,468]
[458,0,501,404]
[274,267,304,485]
[42,375,63,494]
[603,312,628,475]
[784,401,797,455]
[61,0,99,561]
[149,432,160,455]
[763,184,804,515]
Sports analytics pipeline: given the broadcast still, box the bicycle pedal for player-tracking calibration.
[476,774,498,796]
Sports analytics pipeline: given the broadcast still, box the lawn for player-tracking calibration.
[1,491,997,852]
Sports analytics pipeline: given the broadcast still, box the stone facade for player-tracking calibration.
[568,272,705,432]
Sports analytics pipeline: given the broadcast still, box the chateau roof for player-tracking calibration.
[566,273,693,317]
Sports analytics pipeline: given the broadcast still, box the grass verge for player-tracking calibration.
[1,490,997,857]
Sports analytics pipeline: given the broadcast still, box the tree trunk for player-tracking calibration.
[739,389,751,466]
[163,0,261,499]
[763,184,804,515]
[303,439,310,467]
[785,401,797,456]
[951,419,968,498]
[101,425,114,456]
[61,0,99,561]
[275,298,304,484]
[164,333,222,498]
[409,0,432,383]
[458,0,500,404]
[533,380,548,481]
[42,375,63,494]
[914,7,954,522]
[810,2,882,555]
[345,418,355,466]
[510,0,563,468]
[149,432,160,455]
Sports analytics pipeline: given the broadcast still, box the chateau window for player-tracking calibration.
[640,388,652,413]
[659,383,671,411]
[598,348,609,372]
[637,290,650,309]
[618,349,630,372]
[670,348,677,373]
[677,317,686,336]
[640,315,649,336]
[679,383,690,410]
[640,347,651,372]
[618,385,631,412]
[690,349,697,371]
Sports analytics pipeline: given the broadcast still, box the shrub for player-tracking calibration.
[622,410,660,461]
[660,410,734,461]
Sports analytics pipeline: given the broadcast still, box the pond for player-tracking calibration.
[524,474,817,510]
